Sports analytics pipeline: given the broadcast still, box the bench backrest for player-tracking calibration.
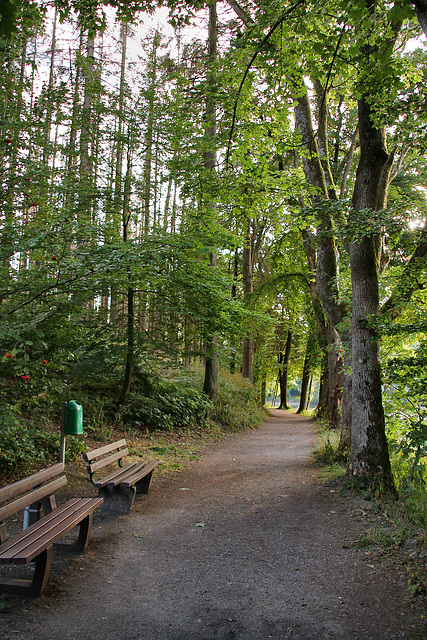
[0,462,66,522]
[82,440,128,477]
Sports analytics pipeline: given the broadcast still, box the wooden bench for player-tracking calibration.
[0,462,102,596]
[83,440,159,515]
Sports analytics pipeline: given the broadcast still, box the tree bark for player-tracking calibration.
[242,216,254,381]
[278,329,292,410]
[77,31,95,228]
[297,334,313,413]
[142,31,160,235]
[348,94,396,494]
[42,8,57,168]
[412,0,427,36]
[294,86,345,425]
[202,0,218,399]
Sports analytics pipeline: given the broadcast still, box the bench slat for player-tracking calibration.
[14,498,102,564]
[0,499,81,559]
[102,462,147,488]
[82,440,127,463]
[87,448,129,475]
[0,498,102,564]
[0,462,64,504]
[0,476,68,523]
[120,461,160,488]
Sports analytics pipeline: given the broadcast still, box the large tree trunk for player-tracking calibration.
[348,95,395,494]
[294,88,344,425]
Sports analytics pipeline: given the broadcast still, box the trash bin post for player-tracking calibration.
[60,401,67,463]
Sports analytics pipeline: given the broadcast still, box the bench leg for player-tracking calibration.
[100,485,136,515]
[0,545,53,597]
[54,513,93,553]
[31,545,53,595]
[135,470,154,495]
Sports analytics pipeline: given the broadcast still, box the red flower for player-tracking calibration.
[42,359,48,364]
[6,353,13,358]
[21,375,30,381]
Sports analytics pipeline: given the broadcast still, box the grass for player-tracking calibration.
[312,422,347,482]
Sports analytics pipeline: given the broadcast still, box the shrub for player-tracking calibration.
[210,373,267,431]
[384,343,427,488]
[123,378,212,431]
[0,406,57,476]
[0,405,86,479]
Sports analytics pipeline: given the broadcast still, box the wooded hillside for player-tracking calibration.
[0,1,426,499]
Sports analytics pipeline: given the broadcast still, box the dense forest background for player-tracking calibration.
[0,1,426,509]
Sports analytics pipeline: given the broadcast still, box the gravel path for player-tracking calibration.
[1,410,426,639]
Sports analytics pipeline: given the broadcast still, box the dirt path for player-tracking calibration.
[1,410,426,639]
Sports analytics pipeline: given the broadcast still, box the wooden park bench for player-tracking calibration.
[83,439,159,515]
[0,462,102,596]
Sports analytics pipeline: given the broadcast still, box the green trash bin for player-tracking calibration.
[65,400,83,435]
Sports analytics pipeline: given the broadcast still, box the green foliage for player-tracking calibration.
[312,421,348,479]
[0,403,88,478]
[209,371,267,432]
[123,376,212,431]
[353,526,405,550]
[0,406,55,475]
[384,341,427,486]
[313,425,340,462]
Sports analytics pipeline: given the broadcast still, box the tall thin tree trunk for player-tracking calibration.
[142,32,160,236]
[78,31,95,228]
[297,334,314,414]
[229,247,239,374]
[43,8,57,168]
[278,329,292,410]
[202,0,218,399]
[119,151,135,406]
[242,216,254,381]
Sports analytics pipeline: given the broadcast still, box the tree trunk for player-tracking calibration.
[294,90,344,424]
[201,1,218,399]
[338,327,352,452]
[142,31,160,235]
[230,248,239,374]
[42,8,57,168]
[348,94,396,494]
[412,0,427,36]
[278,329,292,410]
[242,216,254,381]
[297,335,313,414]
[77,32,95,227]
[300,227,329,417]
